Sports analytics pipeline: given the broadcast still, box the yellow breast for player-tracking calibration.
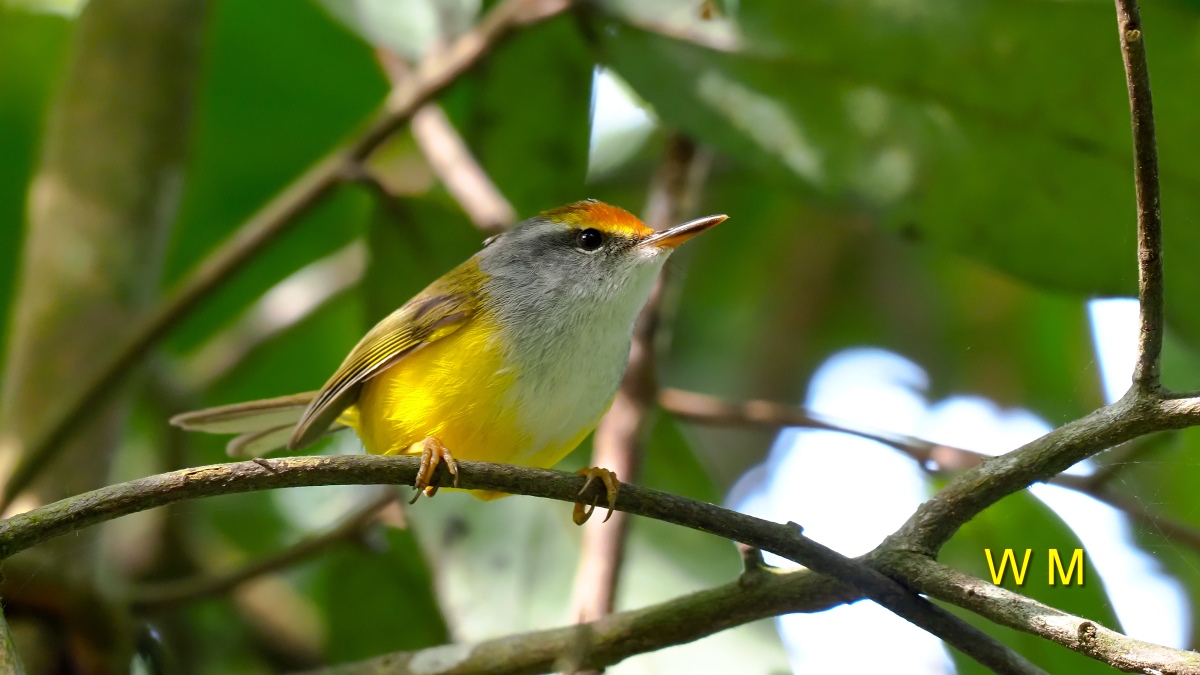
[349,311,519,460]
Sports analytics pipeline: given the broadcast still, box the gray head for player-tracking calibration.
[476,200,727,320]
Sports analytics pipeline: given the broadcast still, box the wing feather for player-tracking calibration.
[287,267,480,450]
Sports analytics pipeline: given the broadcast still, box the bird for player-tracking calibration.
[172,200,727,524]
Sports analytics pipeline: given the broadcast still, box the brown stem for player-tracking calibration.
[664,389,1200,552]
[882,553,1200,674]
[376,49,516,234]
[1115,0,1164,394]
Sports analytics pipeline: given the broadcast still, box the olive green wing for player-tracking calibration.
[288,279,479,450]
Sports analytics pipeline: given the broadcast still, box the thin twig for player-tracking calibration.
[660,387,947,462]
[663,388,1200,554]
[180,240,367,389]
[568,136,704,635]
[0,0,571,512]
[0,455,1041,675]
[306,565,852,675]
[311,544,1200,675]
[376,49,516,233]
[1115,0,1164,394]
[129,488,399,611]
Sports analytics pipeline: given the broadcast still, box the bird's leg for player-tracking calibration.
[410,437,458,504]
[573,467,620,525]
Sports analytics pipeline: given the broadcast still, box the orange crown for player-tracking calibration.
[541,200,652,238]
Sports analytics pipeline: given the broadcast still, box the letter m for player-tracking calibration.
[985,548,1031,585]
[1049,548,1084,586]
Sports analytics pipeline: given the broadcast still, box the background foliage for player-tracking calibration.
[0,0,1197,672]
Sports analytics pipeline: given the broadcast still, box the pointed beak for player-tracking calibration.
[640,214,728,250]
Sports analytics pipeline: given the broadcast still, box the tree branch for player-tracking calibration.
[304,565,851,675]
[0,455,1040,675]
[882,553,1200,675]
[883,391,1200,562]
[1115,0,1164,395]
[375,49,516,234]
[0,0,571,513]
[664,389,1200,553]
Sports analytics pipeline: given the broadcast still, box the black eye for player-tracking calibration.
[576,228,604,251]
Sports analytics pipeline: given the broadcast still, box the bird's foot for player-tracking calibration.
[410,437,458,504]
[573,466,620,525]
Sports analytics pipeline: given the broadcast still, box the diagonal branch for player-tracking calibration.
[663,388,1200,552]
[882,553,1200,675]
[303,565,851,675]
[0,455,1040,675]
[0,0,572,512]
[375,49,516,233]
[312,548,1200,675]
[1115,0,1164,394]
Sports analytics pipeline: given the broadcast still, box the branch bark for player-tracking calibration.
[0,0,571,512]
[304,565,850,675]
[664,388,1200,552]
[0,455,1043,675]
[883,553,1200,674]
[1115,0,1164,394]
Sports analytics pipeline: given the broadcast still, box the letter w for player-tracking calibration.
[985,548,1031,585]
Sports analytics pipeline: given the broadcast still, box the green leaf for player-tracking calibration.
[595,2,1200,352]
[165,0,386,354]
[313,527,449,662]
[448,15,594,216]
[0,8,70,365]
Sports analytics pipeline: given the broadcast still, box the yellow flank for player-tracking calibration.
[347,309,596,499]
[351,310,516,458]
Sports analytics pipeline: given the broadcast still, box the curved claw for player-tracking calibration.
[573,467,620,525]
[410,438,458,504]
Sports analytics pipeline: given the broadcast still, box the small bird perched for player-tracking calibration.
[172,200,726,523]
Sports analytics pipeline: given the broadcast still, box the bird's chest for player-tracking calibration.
[496,298,636,461]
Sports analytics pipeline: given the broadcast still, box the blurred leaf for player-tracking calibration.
[314,527,448,662]
[941,490,1124,674]
[361,194,485,322]
[406,491,584,638]
[0,8,69,365]
[659,169,1097,485]
[595,3,1200,352]
[165,0,386,355]
[448,15,593,216]
[315,0,480,62]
